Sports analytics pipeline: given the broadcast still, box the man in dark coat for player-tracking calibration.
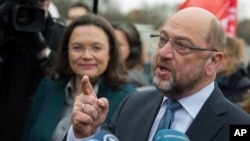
[67,7,250,141]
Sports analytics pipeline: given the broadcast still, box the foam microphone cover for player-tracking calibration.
[154,129,190,141]
[86,129,119,141]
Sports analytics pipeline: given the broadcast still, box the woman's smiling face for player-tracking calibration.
[68,25,110,83]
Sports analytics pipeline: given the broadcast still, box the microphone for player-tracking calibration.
[93,0,98,14]
[154,129,190,141]
[86,129,119,141]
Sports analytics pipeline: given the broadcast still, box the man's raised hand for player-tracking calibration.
[72,75,109,138]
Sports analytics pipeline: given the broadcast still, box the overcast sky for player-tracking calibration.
[115,0,250,20]
[116,0,184,13]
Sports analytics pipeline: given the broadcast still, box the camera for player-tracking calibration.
[0,0,45,47]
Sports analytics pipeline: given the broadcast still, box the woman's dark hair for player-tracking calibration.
[47,13,128,88]
[112,22,144,70]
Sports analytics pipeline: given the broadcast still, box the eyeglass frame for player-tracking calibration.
[150,34,218,53]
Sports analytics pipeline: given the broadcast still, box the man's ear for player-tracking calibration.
[206,52,224,75]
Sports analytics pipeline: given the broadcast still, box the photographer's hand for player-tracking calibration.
[8,31,50,59]
[37,47,51,59]
[34,32,51,59]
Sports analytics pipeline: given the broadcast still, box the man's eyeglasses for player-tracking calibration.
[150,34,217,55]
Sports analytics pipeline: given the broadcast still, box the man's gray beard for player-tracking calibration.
[153,76,184,98]
[153,68,203,99]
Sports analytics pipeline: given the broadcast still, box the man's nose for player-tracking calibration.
[157,41,174,59]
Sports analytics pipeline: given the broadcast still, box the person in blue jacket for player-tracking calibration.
[21,13,136,141]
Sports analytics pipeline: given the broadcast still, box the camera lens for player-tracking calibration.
[16,7,35,27]
[12,5,45,32]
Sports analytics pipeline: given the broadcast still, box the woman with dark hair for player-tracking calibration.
[21,14,136,141]
[112,22,151,88]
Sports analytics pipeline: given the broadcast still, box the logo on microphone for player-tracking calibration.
[154,129,190,141]
[86,130,119,141]
[104,134,119,141]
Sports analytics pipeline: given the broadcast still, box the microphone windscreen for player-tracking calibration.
[86,129,119,141]
[154,129,190,141]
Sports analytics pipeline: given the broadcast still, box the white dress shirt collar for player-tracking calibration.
[161,81,215,118]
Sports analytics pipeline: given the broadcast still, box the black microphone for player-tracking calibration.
[92,0,98,14]
[86,129,119,141]
[153,129,190,141]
